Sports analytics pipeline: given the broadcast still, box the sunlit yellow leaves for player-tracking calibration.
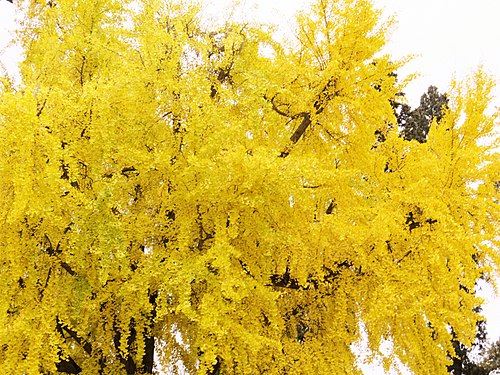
[0,0,499,374]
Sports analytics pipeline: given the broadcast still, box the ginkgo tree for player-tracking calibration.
[0,0,498,374]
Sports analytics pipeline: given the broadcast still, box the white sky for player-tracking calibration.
[1,0,499,373]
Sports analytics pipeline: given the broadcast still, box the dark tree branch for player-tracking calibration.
[56,317,93,356]
[36,98,47,117]
[313,77,338,116]
[38,266,52,301]
[289,113,311,144]
[43,235,77,276]
[54,318,90,374]
[269,266,300,290]
[207,356,223,375]
[325,200,336,214]
[264,94,295,118]
[56,356,82,374]
[267,77,339,157]
[142,291,158,373]
[113,333,134,373]
[121,166,139,178]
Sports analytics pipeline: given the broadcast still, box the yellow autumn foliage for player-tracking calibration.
[0,0,498,374]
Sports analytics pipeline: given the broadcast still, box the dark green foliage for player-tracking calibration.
[395,85,448,143]
[481,339,500,374]
[448,318,489,375]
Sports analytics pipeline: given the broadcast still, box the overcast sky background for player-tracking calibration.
[1,0,499,373]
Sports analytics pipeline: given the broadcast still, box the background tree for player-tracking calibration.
[0,0,499,374]
[395,85,449,143]
[481,339,500,374]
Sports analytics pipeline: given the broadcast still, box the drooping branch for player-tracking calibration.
[56,317,93,356]
[111,290,158,375]
[54,317,94,374]
[113,318,138,375]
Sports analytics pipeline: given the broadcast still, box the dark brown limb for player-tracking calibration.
[268,77,339,157]
[43,235,77,276]
[264,94,294,118]
[207,356,223,375]
[289,113,311,143]
[142,291,158,373]
[54,318,90,374]
[56,356,82,374]
[56,317,93,356]
[113,319,137,375]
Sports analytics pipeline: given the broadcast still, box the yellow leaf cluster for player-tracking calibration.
[0,0,498,374]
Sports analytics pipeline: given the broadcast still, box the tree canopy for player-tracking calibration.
[0,0,499,374]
